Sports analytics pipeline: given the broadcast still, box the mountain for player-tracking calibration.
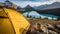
[33,2,60,10]
[43,2,60,10]
[17,6,25,11]
[0,0,20,10]
[34,2,60,16]
[37,8,60,16]
[24,5,35,11]
[33,4,48,10]
[0,2,4,6]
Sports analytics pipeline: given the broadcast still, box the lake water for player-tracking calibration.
[23,11,58,20]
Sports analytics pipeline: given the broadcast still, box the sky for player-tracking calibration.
[0,0,60,7]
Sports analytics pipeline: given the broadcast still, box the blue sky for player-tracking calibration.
[0,0,60,7]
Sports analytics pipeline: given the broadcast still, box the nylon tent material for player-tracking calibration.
[0,7,30,34]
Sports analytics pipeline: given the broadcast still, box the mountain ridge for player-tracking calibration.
[33,2,60,10]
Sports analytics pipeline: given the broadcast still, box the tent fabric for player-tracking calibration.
[0,7,30,34]
[0,8,8,17]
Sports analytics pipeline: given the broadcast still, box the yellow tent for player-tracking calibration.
[0,7,30,34]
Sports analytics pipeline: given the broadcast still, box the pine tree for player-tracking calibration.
[52,16,54,20]
[40,16,41,19]
[57,16,60,20]
[29,16,32,18]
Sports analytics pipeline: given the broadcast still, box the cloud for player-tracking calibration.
[12,0,56,8]
[57,0,60,2]
[11,0,55,2]
[0,0,58,7]
[8,0,47,1]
